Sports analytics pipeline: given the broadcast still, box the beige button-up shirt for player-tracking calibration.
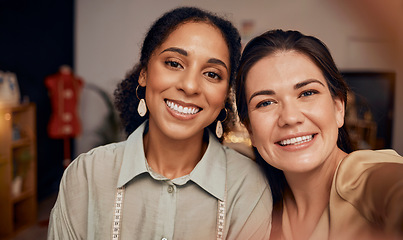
[48,122,272,240]
[279,150,403,240]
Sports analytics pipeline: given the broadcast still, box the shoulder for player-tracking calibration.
[224,146,264,178]
[335,149,403,199]
[62,141,126,184]
[223,145,270,197]
[338,149,403,176]
[344,149,401,162]
[223,146,273,236]
[334,149,403,233]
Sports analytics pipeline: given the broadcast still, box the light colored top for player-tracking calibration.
[47,121,272,240]
[281,149,403,240]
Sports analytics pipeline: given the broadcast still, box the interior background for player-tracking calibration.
[1,0,402,200]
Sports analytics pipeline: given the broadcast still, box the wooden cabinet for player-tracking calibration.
[0,103,37,239]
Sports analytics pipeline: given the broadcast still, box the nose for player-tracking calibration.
[177,68,201,95]
[277,101,304,127]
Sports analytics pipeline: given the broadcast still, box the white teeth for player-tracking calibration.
[279,135,313,146]
[166,100,200,115]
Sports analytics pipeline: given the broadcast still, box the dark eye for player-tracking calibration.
[165,60,182,69]
[300,90,318,97]
[204,71,222,80]
[256,100,275,108]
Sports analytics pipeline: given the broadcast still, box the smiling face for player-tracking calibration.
[245,51,345,173]
[139,22,230,141]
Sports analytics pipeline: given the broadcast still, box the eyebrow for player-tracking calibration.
[295,79,325,89]
[248,79,325,103]
[248,90,275,103]
[207,58,228,71]
[160,47,229,71]
[160,47,187,56]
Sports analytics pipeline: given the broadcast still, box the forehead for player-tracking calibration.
[160,21,227,49]
[246,51,326,88]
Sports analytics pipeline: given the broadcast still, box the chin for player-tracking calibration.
[165,126,203,141]
[276,158,320,173]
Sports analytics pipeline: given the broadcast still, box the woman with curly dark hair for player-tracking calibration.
[48,7,272,240]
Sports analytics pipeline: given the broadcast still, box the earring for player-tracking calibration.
[215,108,228,138]
[136,85,147,117]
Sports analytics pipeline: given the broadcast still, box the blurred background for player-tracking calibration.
[0,0,402,239]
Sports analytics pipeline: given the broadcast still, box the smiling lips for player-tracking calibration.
[165,100,201,115]
[278,134,314,146]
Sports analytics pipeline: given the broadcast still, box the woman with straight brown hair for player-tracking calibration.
[236,29,403,240]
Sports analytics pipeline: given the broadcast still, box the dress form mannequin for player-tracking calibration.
[45,65,83,168]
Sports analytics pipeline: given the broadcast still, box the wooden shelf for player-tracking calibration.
[12,138,32,148]
[12,189,35,203]
[0,103,37,240]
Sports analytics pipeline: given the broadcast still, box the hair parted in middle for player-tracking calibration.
[114,6,242,139]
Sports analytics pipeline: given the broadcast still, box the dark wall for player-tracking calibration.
[0,0,74,200]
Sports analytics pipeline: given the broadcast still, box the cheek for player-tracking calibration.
[205,84,228,108]
[144,81,163,101]
[248,112,275,146]
[144,73,173,101]
[145,61,175,88]
[308,101,341,140]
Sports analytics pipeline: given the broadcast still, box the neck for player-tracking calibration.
[143,126,207,180]
[281,148,347,239]
[285,167,333,213]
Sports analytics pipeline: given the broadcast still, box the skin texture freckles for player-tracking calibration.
[236,29,403,240]
[245,51,345,174]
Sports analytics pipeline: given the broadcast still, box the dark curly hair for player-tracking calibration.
[114,7,241,139]
[235,29,353,204]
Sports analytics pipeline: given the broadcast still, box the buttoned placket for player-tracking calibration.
[113,123,228,240]
[158,181,176,240]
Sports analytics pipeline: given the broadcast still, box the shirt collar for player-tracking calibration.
[189,130,226,201]
[117,121,227,201]
[117,121,148,188]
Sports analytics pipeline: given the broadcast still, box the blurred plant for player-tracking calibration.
[86,83,124,146]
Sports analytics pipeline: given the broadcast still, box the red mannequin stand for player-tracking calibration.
[45,65,83,168]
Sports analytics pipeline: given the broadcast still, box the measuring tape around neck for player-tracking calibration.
[111,186,227,240]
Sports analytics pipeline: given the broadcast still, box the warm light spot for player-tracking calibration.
[4,113,11,121]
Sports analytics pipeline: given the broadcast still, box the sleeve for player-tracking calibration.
[47,192,81,240]
[47,156,89,240]
[231,186,273,240]
[225,150,273,240]
[336,150,403,236]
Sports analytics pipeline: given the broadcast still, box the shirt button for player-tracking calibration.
[162,238,168,240]
[167,185,174,193]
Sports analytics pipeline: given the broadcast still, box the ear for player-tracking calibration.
[138,68,147,87]
[334,97,345,128]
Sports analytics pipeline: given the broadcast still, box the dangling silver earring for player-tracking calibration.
[136,85,147,117]
[215,108,228,138]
